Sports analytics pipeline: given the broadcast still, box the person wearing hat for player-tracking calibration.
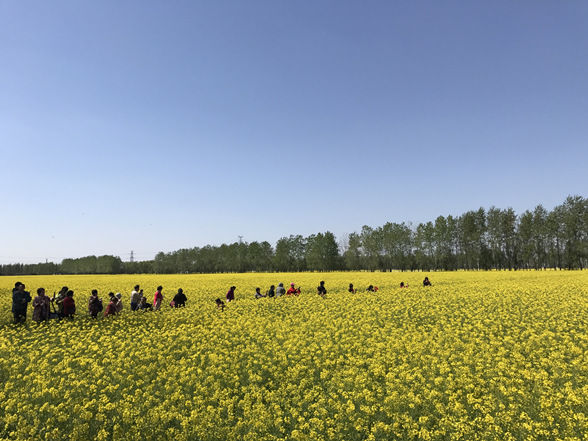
[286,283,300,296]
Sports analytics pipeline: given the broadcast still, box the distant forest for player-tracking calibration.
[1,195,586,275]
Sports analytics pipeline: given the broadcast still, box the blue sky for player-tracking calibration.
[1,1,587,264]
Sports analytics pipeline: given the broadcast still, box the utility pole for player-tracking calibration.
[130,250,135,263]
[237,236,243,272]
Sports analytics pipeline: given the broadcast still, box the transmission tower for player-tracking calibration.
[130,250,135,263]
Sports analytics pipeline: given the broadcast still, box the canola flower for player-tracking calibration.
[0,271,587,441]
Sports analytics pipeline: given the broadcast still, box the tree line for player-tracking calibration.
[1,195,585,275]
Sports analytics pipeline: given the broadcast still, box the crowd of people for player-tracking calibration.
[10,282,189,324]
[217,278,432,309]
[10,277,433,323]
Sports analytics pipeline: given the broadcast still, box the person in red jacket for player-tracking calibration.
[104,292,117,317]
[62,290,76,318]
[153,286,163,310]
[286,283,300,296]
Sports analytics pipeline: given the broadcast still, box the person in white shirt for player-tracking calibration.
[130,285,142,311]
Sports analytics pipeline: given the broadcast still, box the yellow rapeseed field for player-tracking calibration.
[1,271,587,441]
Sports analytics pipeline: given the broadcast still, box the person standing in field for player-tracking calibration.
[62,290,76,318]
[114,293,123,312]
[275,283,286,297]
[172,288,187,307]
[226,286,236,302]
[104,293,117,317]
[32,287,51,323]
[317,281,327,297]
[88,289,102,318]
[153,286,164,310]
[266,285,275,298]
[130,285,142,311]
[12,282,32,323]
[52,286,68,318]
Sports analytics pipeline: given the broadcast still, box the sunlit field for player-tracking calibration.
[1,271,587,441]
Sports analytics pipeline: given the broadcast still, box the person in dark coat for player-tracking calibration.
[317,281,327,297]
[266,285,275,298]
[423,277,432,287]
[348,283,356,293]
[172,288,187,307]
[226,286,236,302]
[12,282,32,323]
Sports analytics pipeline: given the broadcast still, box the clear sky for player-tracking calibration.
[1,1,587,264]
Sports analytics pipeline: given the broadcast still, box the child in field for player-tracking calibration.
[216,298,225,311]
[255,288,266,299]
[348,283,356,293]
[400,282,408,288]
[423,277,432,287]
